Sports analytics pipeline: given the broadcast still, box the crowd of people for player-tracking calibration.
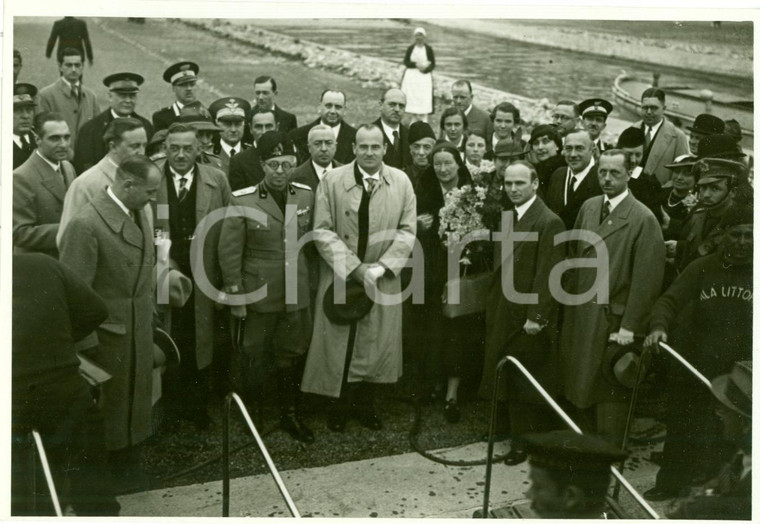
[11,17,753,518]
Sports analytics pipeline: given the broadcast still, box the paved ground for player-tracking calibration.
[118,438,670,518]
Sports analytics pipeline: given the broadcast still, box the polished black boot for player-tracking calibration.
[356,383,382,431]
[278,367,314,443]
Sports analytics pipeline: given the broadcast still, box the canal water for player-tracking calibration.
[238,19,753,110]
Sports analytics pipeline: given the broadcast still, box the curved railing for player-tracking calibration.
[481,355,660,519]
[222,392,300,518]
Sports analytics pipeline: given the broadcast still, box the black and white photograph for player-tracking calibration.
[2,1,755,519]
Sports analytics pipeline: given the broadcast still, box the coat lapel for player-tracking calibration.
[34,154,67,202]
[596,193,634,241]
[93,190,145,249]
[194,165,216,223]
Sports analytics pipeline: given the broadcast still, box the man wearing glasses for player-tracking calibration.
[219,131,316,443]
[551,100,581,138]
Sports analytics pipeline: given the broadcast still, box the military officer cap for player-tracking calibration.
[163,61,199,85]
[616,126,645,148]
[687,113,725,136]
[697,133,746,160]
[179,106,220,132]
[493,140,527,159]
[579,98,613,120]
[258,131,297,161]
[521,430,628,473]
[693,157,748,185]
[209,97,251,122]
[103,72,144,93]
[149,128,169,147]
[14,83,37,107]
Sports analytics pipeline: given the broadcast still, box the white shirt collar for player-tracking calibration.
[220,140,240,156]
[322,121,342,140]
[630,166,643,180]
[741,451,752,480]
[358,164,380,180]
[464,104,473,116]
[312,161,334,181]
[107,155,120,170]
[111,109,129,119]
[380,120,400,143]
[35,150,60,172]
[171,166,194,194]
[107,186,132,217]
[61,77,79,90]
[514,195,537,220]
[604,189,629,212]
[569,155,595,181]
[12,134,22,148]
[646,118,664,137]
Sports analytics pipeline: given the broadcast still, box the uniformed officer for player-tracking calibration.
[522,430,628,518]
[218,131,315,443]
[177,106,222,169]
[152,61,202,132]
[579,98,614,156]
[208,96,252,174]
[670,157,746,272]
[12,83,37,169]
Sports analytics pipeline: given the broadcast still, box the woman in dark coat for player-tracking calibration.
[415,142,485,423]
[527,124,566,195]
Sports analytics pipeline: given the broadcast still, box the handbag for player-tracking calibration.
[441,271,493,318]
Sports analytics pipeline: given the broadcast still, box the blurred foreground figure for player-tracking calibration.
[12,253,118,516]
[522,430,627,518]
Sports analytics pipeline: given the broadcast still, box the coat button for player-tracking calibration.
[345,211,350,216]
[344,235,349,240]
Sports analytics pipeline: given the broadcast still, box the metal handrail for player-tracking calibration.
[222,392,301,518]
[481,355,660,519]
[31,430,62,516]
[658,341,711,387]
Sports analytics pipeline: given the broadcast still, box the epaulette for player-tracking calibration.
[232,186,257,197]
[290,181,312,191]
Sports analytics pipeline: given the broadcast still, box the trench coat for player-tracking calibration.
[59,189,155,450]
[301,162,417,398]
[37,78,100,152]
[561,192,665,408]
[153,161,231,370]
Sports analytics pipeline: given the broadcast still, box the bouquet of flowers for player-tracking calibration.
[438,184,489,266]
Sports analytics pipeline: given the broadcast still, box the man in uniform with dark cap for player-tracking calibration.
[670,156,745,272]
[579,98,614,155]
[686,113,725,156]
[208,96,251,174]
[152,61,202,132]
[12,83,37,169]
[522,430,628,518]
[218,131,315,443]
[74,72,153,173]
[644,204,753,501]
[404,120,436,189]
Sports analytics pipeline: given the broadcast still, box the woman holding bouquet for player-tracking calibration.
[400,27,435,123]
[415,142,486,423]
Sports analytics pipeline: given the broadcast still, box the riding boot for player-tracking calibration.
[278,366,314,443]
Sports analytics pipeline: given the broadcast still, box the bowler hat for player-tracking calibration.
[616,127,645,149]
[493,140,527,159]
[258,131,297,161]
[711,360,751,418]
[323,280,374,325]
[697,133,746,159]
[13,83,37,107]
[153,327,180,370]
[602,341,648,389]
[687,113,725,135]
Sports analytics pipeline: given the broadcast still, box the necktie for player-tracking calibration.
[178,176,188,201]
[566,173,577,203]
[71,84,80,101]
[230,147,236,157]
[22,134,33,151]
[645,127,653,149]
[600,200,611,223]
[321,169,328,181]
[392,130,400,147]
[365,178,376,195]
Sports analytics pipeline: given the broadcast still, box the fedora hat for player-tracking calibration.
[323,280,374,325]
[602,341,648,389]
[156,260,193,308]
[687,113,725,136]
[697,133,746,159]
[493,140,527,159]
[711,360,751,418]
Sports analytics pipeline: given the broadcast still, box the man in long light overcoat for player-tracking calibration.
[301,124,416,431]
